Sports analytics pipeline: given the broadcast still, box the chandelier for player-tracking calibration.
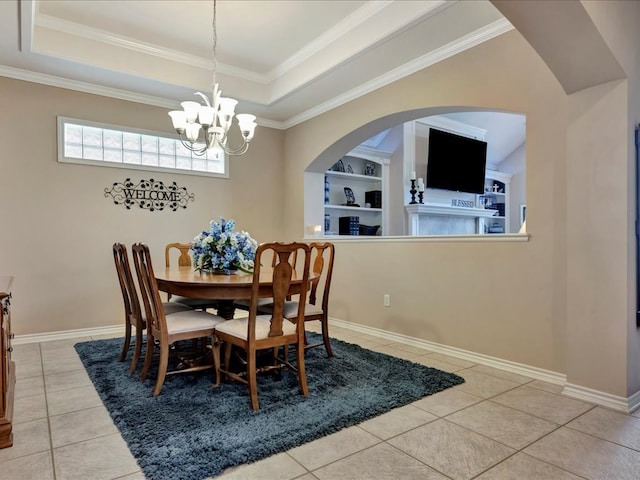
[168,0,256,156]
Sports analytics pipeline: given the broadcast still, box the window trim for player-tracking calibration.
[56,116,229,179]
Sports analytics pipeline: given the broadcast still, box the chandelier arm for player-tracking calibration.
[220,139,250,156]
[178,136,208,157]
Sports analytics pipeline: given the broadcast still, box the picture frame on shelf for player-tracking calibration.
[332,159,345,172]
[364,163,376,176]
[347,164,353,174]
[343,187,360,207]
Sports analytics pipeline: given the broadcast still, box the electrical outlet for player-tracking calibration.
[383,294,391,307]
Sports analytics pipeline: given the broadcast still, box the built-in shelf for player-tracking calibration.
[325,205,383,213]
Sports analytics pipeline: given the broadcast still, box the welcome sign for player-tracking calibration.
[104,178,195,211]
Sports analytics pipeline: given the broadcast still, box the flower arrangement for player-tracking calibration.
[190,218,258,273]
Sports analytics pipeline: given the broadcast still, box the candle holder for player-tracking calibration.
[418,191,424,204]
[409,179,417,204]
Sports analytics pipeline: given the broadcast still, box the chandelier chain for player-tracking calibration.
[212,0,217,88]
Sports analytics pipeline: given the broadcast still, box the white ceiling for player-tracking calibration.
[0,0,525,163]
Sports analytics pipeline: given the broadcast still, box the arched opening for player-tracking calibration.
[304,107,526,237]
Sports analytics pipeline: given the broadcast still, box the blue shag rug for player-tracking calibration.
[75,334,464,480]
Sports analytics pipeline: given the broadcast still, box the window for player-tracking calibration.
[57,117,227,178]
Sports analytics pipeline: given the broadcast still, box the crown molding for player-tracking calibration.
[282,18,513,129]
[3,16,512,132]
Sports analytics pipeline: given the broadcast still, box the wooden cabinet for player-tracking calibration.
[324,147,390,236]
[0,276,15,449]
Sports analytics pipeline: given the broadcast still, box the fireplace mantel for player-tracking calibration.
[405,203,500,235]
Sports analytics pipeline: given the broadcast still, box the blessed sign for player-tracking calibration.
[104,178,195,211]
[451,199,475,208]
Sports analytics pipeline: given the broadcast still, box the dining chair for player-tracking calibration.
[113,243,193,374]
[261,242,335,357]
[215,242,311,410]
[164,242,219,311]
[233,249,298,313]
[132,243,225,396]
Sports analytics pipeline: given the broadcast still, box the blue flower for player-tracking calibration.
[191,218,257,273]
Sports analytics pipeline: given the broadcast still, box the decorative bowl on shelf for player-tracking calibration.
[359,224,380,236]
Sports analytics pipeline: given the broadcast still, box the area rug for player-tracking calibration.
[75,334,464,480]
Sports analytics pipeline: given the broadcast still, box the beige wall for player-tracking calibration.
[0,77,285,335]
[285,31,570,374]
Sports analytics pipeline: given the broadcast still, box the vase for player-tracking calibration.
[324,176,330,204]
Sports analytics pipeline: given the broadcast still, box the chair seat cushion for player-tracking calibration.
[162,302,193,315]
[215,315,296,340]
[170,296,218,310]
[261,301,323,318]
[234,298,273,310]
[166,310,225,335]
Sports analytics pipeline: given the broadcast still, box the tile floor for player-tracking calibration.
[3,324,640,480]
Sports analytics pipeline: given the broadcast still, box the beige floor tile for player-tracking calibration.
[46,384,104,416]
[427,353,477,368]
[412,388,483,417]
[467,364,534,385]
[12,393,47,424]
[40,346,83,363]
[412,355,467,373]
[288,426,380,471]
[15,375,45,399]
[9,343,41,364]
[389,343,435,355]
[524,427,640,479]
[313,442,448,480]
[54,433,139,480]
[0,418,50,462]
[39,337,92,352]
[566,406,640,450]
[389,419,515,480]
[475,452,583,479]
[367,343,411,357]
[0,450,54,480]
[455,370,521,399]
[42,353,85,375]
[358,404,437,440]
[291,475,319,480]
[217,452,307,480]
[352,337,396,350]
[527,379,565,395]
[15,359,43,379]
[44,369,93,393]
[352,334,395,346]
[112,472,147,480]
[492,385,594,424]
[446,401,558,449]
[50,405,119,448]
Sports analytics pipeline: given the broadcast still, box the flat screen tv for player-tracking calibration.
[426,128,487,194]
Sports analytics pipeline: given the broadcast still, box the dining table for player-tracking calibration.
[155,266,316,319]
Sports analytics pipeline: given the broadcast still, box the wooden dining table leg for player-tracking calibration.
[216,300,236,320]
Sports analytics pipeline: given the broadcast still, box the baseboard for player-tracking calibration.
[13,318,639,413]
[329,317,565,384]
[563,383,638,414]
[12,324,122,345]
